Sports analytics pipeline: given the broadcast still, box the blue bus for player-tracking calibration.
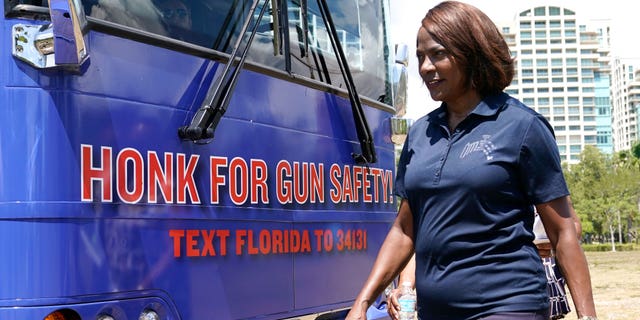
[1,0,408,319]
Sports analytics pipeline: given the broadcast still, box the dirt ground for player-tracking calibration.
[573,250,640,320]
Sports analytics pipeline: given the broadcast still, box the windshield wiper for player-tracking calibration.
[179,0,376,165]
[178,0,272,143]
[316,0,377,164]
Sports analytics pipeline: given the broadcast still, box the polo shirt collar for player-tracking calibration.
[429,92,510,124]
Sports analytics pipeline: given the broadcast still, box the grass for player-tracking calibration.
[576,250,640,320]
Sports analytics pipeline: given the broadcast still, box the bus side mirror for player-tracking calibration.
[392,43,408,117]
[390,43,410,145]
[12,0,88,69]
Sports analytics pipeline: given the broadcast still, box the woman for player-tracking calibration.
[345,1,597,320]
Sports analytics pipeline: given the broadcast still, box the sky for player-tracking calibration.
[389,0,638,120]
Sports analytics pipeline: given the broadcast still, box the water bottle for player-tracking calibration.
[397,281,416,320]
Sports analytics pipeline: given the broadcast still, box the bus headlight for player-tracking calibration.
[139,309,160,320]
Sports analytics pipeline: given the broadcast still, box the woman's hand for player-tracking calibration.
[386,287,401,320]
[345,199,416,320]
[344,301,368,320]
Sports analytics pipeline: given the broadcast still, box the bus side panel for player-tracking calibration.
[0,24,396,319]
[292,220,392,310]
[0,218,295,318]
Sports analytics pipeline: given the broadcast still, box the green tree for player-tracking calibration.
[631,141,640,160]
[564,146,609,236]
[565,146,640,246]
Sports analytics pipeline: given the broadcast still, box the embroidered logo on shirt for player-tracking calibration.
[460,135,496,160]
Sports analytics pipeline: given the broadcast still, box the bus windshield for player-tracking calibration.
[80,0,394,105]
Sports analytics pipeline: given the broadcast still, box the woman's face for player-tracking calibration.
[416,27,468,104]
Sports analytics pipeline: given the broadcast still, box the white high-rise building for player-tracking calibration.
[611,58,639,151]
[500,5,612,163]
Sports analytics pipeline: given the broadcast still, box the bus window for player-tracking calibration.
[82,0,224,47]
[84,0,171,38]
[9,1,393,108]
[79,0,392,105]
[82,0,286,67]
[242,1,288,70]
[287,0,393,105]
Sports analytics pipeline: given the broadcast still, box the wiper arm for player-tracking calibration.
[301,0,309,57]
[316,0,376,164]
[212,0,242,53]
[178,0,271,143]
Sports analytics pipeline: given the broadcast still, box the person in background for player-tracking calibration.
[534,203,583,320]
[156,0,192,40]
[344,1,597,320]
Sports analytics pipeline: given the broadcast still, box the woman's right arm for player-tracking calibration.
[345,199,416,320]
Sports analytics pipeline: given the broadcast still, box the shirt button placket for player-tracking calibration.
[434,141,450,184]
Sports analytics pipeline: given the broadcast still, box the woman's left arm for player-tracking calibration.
[536,196,597,319]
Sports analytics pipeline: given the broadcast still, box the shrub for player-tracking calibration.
[581,243,638,252]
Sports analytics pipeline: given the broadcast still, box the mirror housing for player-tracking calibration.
[390,43,411,145]
[392,43,408,117]
[12,0,88,69]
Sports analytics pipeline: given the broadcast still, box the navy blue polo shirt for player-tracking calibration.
[395,92,569,320]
